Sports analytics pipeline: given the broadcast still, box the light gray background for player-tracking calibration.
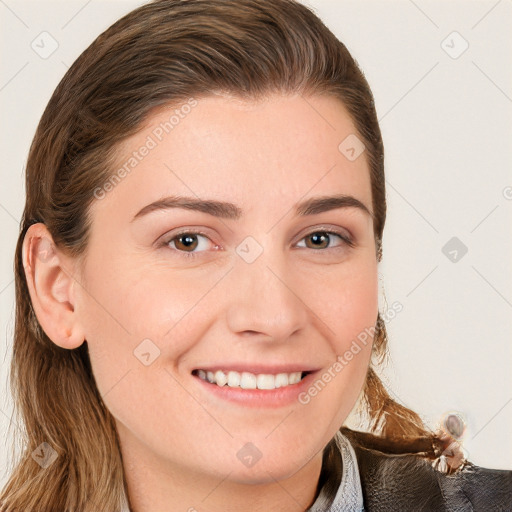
[1,0,511,489]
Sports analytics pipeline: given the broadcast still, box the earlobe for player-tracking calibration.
[22,223,85,350]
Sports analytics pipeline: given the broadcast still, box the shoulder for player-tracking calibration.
[351,442,512,511]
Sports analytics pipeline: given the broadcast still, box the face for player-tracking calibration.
[74,94,378,484]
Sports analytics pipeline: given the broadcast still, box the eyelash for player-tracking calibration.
[159,228,355,259]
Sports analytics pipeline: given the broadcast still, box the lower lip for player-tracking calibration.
[193,372,318,408]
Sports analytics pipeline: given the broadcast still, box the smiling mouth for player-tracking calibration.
[192,369,310,390]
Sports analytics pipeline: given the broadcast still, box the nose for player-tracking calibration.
[225,250,308,343]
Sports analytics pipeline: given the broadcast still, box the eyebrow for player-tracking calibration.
[131,194,373,222]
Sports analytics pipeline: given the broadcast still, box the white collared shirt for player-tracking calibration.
[308,430,365,511]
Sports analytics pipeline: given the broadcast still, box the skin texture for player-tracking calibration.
[23,94,378,512]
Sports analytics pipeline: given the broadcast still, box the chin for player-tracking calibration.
[226,461,305,486]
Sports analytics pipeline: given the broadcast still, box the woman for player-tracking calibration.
[1,0,510,510]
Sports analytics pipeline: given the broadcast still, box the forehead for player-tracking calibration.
[90,94,372,223]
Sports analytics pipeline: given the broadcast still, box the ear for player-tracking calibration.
[22,223,85,349]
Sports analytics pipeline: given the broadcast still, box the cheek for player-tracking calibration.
[311,255,379,353]
[77,262,218,438]
[311,255,378,399]
[334,275,378,356]
[78,257,222,379]
[295,263,378,453]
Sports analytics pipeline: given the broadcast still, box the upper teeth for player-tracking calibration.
[196,370,303,390]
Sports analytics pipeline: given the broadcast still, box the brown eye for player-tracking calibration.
[299,231,351,250]
[305,232,330,249]
[173,233,199,252]
[160,229,220,259]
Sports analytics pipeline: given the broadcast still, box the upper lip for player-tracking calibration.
[192,364,320,374]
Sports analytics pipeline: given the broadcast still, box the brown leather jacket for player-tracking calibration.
[353,442,512,511]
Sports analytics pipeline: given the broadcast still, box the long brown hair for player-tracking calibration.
[1,0,448,510]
